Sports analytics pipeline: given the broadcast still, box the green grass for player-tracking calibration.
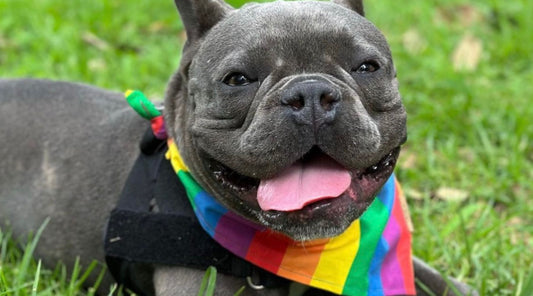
[0,220,117,295]
[1,0,532,295]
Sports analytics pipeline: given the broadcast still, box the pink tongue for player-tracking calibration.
[257,154,352,211]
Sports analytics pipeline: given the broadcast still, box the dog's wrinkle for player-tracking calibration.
[235,2,365,48]
[203,2,384,78]
[194,117,244,130]
[208,50,252,81]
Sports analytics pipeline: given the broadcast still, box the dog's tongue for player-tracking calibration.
[257,154,351,211]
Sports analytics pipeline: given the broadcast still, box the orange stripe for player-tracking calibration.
[277,238,329,284]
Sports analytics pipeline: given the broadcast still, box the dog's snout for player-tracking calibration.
[281,80,340,126]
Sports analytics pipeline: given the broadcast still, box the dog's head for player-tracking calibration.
[165,0,406,241]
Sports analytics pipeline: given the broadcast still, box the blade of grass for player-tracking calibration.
[106,284,118,296]
[85,261,107,296]
[67,258,82,296]
[0,229,11,263]
[30,260,41,296]
[0,283,33,296]
[14,218,49,296]
[197,266,217,296]
[0,266,8,295]
[233,286,246,296]
[414,278,436,296]
[520,270,533,296]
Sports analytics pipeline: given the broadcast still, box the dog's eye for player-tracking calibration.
[354,61,380,73]
[222,73,252,86]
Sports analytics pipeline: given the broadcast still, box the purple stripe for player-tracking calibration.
[213,211,262,257]
[380,212,406,293]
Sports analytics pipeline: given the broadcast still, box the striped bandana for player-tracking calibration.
[126,90,416,296]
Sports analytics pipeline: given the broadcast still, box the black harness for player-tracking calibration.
[104,129,288,295]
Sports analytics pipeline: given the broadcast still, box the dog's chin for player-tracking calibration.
[203,147,400,241]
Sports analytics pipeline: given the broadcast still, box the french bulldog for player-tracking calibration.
[0,0,477,295]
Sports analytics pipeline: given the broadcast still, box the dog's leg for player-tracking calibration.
[0,78,147,293]
[153,266,289,296]
[413,257,478,296]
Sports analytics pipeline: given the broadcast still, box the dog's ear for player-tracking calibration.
[167,1,233,141]
[174,0,233,42]
[332,0,364,16]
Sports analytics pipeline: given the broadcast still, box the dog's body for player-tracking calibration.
[0,0,476,295]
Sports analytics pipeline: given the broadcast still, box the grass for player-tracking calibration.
[1,0,532,295]
[0,220,115,295]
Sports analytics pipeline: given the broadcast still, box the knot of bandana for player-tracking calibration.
[125,90,167,139]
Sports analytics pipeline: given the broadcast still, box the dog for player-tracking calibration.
[0,0,477,295]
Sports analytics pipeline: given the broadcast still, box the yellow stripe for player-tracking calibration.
[165,139,189,172]
[309,220,361,294]
[124,89,134,98]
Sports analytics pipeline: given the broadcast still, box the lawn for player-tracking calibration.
[1,0,532,295]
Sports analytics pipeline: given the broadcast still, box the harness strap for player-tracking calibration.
[104,128,288,295]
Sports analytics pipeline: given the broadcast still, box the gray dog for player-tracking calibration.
[0,0,477,295]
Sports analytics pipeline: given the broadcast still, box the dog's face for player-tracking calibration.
[165,0,406,241]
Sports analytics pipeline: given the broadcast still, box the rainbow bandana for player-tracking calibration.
[126,90,416,296]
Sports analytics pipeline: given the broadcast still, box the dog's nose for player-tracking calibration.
[281,80,340,126]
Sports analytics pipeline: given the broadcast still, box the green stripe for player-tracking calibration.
[126,90,161,119]
[177,171,203,210]
[342,198,388,295]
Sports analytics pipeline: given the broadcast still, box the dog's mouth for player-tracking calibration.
[207,146,400,215]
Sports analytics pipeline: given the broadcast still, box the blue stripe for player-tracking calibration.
[367,237,389,295]
[193,191,228,237]
[366,174,396,295]
[377,174,395,215]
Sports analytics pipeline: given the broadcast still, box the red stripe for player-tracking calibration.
[393,181,416,294]
[245,230,290,274]
[150,116,166,139]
